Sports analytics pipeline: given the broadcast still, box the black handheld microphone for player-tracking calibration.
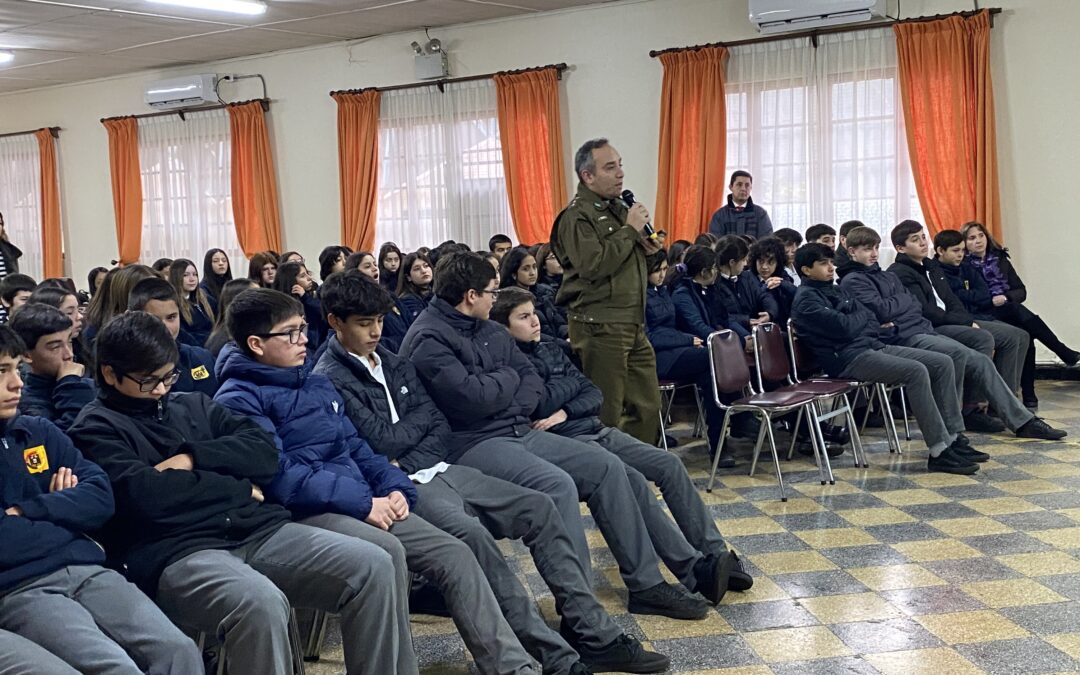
[620,190,658,240]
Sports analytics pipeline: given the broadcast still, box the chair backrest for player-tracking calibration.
[752,322,791,390]
[786,318,819,382]
[707,329,751,404]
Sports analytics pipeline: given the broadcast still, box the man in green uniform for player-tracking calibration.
[551,138,662,444]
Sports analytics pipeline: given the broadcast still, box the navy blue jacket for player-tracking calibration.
[174,342,219,397]
[707,195,774,239]
[18,373,96,432]
[180,301,214,348]
[938,259,995,319]
[516,337,603,438]
[533,283,569,339]
[397,292,431,328]
[1,416,114,592]
[712,270,781,331]
[380,306,409,354]
[399,297,543,461]
[837,261,933,342]
[646,284,697,376]
[671,277,746,340]
[750,271,797,329]
[791,279,884,377]
[215,344,416,522]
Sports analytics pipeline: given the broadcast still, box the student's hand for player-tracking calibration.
[992,294,1007,307]
[743,337,756,354]
[4,506,23,517]
[387,491,410,520]
[749,312,771,326]
[154,453,194,472]
[880,322,895,329]
[292,284,306,298]
[626,203,651,233]
[972,322,981,329]
[764,277,782,290]
[366,498,397,530]
[56,361,85,380]
[49,467,78,493]
[692,336,704,347]
[532,409,568,432]
[251,485,264,502]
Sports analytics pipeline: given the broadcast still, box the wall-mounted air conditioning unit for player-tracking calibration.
[749,0,887,34]
[144,74,218,110]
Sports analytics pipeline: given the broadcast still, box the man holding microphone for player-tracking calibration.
[551,139,662,444]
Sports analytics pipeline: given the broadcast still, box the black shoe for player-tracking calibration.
[576,634,670,674]
[822,424,850,446]
[964,411,1006,433]
[953,444,990,463]
[1063,351,1080,367]
[796,441,845,458]
[730,414,761,440]
[727,551,754,592]
[661,434,679,449]
[567,661,592,675]
[628,582,710,620]
[693,552,736,604]
[928,444,980,475]
[712,451,737,469]
[1016,417,1068,440]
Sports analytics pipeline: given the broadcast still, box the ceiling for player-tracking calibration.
[0,0,611,94]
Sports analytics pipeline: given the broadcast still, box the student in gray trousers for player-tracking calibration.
[0,629,80,674]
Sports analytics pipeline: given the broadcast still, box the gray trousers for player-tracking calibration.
[415,466,621,661]
[936,323,1028,400]
[0,565,201,675]
[0,628,80,675]
[157,520,416,675]
[457,429,665,593]
[903,333,1034,431]
[841,346,962,456]
[574,427,728,589]
[300,509,537,675]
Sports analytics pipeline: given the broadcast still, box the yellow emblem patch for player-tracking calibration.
[24,446,49,474]
[191,365,210,381]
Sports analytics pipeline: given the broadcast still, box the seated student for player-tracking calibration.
[378,242,404,295]
[318,245,349,283]
[500,246,568,340]
[167,259,215,347]
[773,228,804,287]
[838,226,1065,442]
[396,252,434,326]
[10,304,95,430]
[28,285,90,366]
[935,230,1041,411]
[667,239,692,266]
[791,244,986,473]
[494,287,752,593]
[712,235,779,334]
[489,233,513,261]
[834,219,864,271]
[273,261,326,349]
[0,273,34,324]
[128,278,219,397]
[67,312,414,675]
[668,245,744,341]
[0,325,202,673]
[214,288,542,675]
[205,278,259,359]
[0,628,87,675]
[400,252,711,621]
[747,237,797,328]
[313,272,666,675]
[804,223,837,249]
[889,221,1029,404]
[249,251,278,288]
[83,265,157,347]
[201,248,233,309]
[353,259,409,353]
[536,242,564,296]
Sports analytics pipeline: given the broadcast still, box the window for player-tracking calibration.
[376,79,514,252]
[0,134,45,280]
[724,28,923,250]
[138,109,245,266]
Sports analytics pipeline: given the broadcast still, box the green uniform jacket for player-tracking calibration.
[550,183,648,325]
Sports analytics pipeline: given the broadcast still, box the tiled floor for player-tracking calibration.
[307,380,1080,674]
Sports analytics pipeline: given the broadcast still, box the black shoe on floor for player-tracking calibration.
[1016,417,1068,440]
[730,414,761,440]
[727,551,754,592]
[1063,351,1080,367]
[567,661,592,675]
[663,434,679,449]
[953,443,990,463]
[928,444,980,475]
[576,634,671,674]
[713,452,737,469]
[796,441,845,458]
[693,552,736,604]
[964,411,1006,433]
[628,582,710,620]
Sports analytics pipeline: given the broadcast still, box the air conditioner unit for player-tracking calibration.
[749,0,886,34]
[144,74,218,110]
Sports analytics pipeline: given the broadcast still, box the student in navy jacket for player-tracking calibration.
[0,325,201,674]
[396,251,434,328]
[712,235,779,333]
[746,237,797,329]
[216,288,540,675]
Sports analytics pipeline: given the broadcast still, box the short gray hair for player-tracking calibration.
[574,138,609,181]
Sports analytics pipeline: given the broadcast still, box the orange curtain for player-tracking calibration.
[33,129,63,277]
[895,10,1000,240]
[655,46,729,243]
[494,69,567,245]
[332,90,381,252]
[102,117,143,265]
[227,101,283,257]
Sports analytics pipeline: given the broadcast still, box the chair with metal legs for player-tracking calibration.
[657,379,707,450]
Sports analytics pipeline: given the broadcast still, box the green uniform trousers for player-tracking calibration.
[569,319,661,444]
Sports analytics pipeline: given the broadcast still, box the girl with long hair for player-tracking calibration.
[396,252,433,326]
[248,252,278,288]
[274,261,325,349]
[499,246,567,339]
[318,246,349,282]
[201,248,233,308]
[168,259,216,347]
[84,265,157,345]
[205,279,258,358]
[377,243,403,294]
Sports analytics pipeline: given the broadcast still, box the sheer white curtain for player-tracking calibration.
[0,134,43,279]
[138,109,245,266]
[376,79,513,253]
[725,28,922,254]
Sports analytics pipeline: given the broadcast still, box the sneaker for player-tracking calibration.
[953,444,990,463]
[576,634,670,674]
[727,551,754,592]
[964,411,1006,433]
[693,552,736,604]
[1063,351,1080,368]
[1016,417,1067,440]
[954,432,972,448]
[567,661,592,675]
[713,452,737,469]
[662,434,679,449]
[796,441,845,458]
[928,444,980,475]
[628,582,710,620]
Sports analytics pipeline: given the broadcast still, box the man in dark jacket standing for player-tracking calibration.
[401,252,710,622]
[707,170,773,239]
[0,325,201,673]
[68,312,413,675]
[551,138,661,444]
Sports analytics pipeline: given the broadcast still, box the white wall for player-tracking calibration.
[1,0,1078,352]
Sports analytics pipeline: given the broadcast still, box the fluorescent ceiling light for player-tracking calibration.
[147,0,267,15]
[0,51,14,64]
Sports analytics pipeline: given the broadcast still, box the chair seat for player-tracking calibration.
[792,380,859,396]
[736,388,817,409]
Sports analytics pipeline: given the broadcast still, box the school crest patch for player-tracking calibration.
[191,365,210,381]
[24,446,49,474]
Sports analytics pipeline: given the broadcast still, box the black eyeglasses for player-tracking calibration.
[120,368,181,393]
[256,323,308,344]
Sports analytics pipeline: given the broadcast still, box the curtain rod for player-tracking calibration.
[0,126,60,140]
[329,63,568,97]
[649,7,1003,57]
[100,98,270,124]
